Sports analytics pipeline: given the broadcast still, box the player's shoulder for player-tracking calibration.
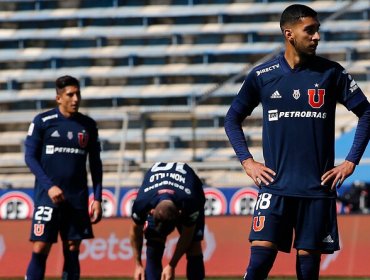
[75,112,98,127]
[251,55,281,77]
[33,108,58,123]
[310,55,343,71]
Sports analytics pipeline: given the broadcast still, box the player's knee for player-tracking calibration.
[244,246,277,280]
[186,241,202,256]
[296,253,321,280]
[63,240,81,251]
[32,241,52,255]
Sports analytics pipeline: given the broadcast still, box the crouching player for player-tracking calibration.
[130,162,206,280]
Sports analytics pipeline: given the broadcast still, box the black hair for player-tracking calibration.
[280,4,318,32]
[55,75,80,94]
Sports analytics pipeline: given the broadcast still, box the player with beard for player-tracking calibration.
[224,4,370,280]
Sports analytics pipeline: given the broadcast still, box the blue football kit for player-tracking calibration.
[25,107,103,242]
[225,54,370,253]
[132,162,205,240]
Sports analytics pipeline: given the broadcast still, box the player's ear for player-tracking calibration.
[56,93,62,104]
[149,209,155,215]
[284,28,293,41]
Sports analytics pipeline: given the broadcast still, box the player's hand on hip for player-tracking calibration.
[242,157,276,187]
[321,160,356,190]
[161,265,175,280]
[47,185,65,204]
[90,200,103,224]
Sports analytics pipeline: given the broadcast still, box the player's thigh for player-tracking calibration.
[249,193,294,253]
[177,207,205,243]
[186,240,202,256]
[63,239,82,251]
[144,215,167,243]
[60,205,93,241]
[30,205,59,243]
[294,198,339,253]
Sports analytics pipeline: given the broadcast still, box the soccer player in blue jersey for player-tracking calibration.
[24,75,103,280]
[130,162,205,280]
[224,4,370,280]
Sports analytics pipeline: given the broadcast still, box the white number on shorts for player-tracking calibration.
[34,206,53,222]
[255,193,272,210]
[151,162,187,174]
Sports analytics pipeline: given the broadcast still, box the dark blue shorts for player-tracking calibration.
[249,192,339,253]
[144,210,205,242]
[30,203,93,243]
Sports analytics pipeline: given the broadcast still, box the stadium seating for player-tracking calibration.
[0,0,368,189]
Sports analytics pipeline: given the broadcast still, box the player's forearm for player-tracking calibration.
[130,224,144,265]
[89,151,103,201]
[224,106,253,162]
[169,225,195,268]
[24,143,54,190]
[346,101,370,164]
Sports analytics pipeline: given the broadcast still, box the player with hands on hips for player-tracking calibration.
[130,162,206,280]
[24,75,103,280]
[225,4,370,280]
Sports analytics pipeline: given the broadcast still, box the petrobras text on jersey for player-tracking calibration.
[256,63,279,76]
[45,145,86,155]
[268,109,327,121]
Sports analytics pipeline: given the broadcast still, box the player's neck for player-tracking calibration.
[284,50,309,70]
[58,107,77,118]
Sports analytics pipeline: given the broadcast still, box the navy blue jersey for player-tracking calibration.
[229,54,367,198]
[132,162,205,227]
[25,107,102,209]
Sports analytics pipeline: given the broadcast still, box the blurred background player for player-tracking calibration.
[130,162,205,280]
[224,4,370,280]
[24,75,103,280]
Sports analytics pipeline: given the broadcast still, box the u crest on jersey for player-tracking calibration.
[78,131,89,148]
[33,223,45,236]
[307,88,325,108]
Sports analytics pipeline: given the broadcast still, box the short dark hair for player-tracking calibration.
[280,4,318,32]
[153,200,179,236]
[55,75,80,94]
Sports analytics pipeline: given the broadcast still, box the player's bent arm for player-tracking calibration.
[88,146,103,202]
[130,223,144,266]
[161,224,195,280]
[346,101,370,164]
[24,141,54,191]
[130,223,145,280]
[169,224,196,268]
[321,101,370,190]
[224,106,254,162]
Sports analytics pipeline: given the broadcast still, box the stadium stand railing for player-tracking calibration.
[0,0,368,189]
